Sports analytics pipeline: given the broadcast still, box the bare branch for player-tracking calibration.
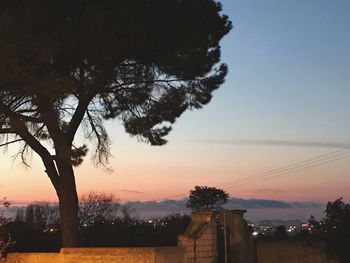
[85,109,111,167]
[11,119,60,194]
[0,139,23,148]
[0,100,42,123]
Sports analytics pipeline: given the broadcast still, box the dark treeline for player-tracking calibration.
[0,193,190,252]
[2,203,61,252]
[254,198,350,263]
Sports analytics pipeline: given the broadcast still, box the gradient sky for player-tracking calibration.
[1,0,350,204]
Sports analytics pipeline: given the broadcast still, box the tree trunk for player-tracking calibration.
[56,159,79,247]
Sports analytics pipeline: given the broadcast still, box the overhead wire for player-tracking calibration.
[218,148,350,189]
[148,147,350,202]
[224,151,350,189]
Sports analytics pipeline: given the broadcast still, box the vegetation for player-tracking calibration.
[186,185,229,212]
[317,198,350,263]
[0,199,9,226]
[0,0,231,246]
[283,198,350,263]
[0,192,190,251]
[273,225,288,240]
[78,192,119,227]
[3,207,190,251]
[0,198,14,257]
[79,214,190,248]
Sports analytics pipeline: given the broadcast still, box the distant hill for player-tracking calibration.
[124,198,323,221]
[2,198,324,222]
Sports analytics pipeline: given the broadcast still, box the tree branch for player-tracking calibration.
[12,119,60,195]
[0,138,23,148]
[0,128,17,134]
[65,94,94,144]
[0,101,42,123]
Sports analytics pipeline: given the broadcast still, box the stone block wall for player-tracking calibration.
[5,213,337,263]
[5,247,185,263]
[178,212,218,263]
[61,248,154,263]
[5,253,61,263]
[154,247,186,263]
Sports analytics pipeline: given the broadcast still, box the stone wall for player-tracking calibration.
[178,212,218,263]
[5,213,337,263]
[5,253,61,263]
[257,240,338,263]
[5,247,185,263]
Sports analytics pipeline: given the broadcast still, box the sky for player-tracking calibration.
[0,0,349,206]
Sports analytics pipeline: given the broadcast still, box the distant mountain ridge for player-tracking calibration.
[2,198,324,222]
[125,197,322,210]
[226,198,321,209]
[124,198,323,221]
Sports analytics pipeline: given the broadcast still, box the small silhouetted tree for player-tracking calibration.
[32,203,60,230]
[14,208,25,222]
[0,198,14,256]
[0,0,231,246]
[308,215,323,234]
[120,204,136,224]
[0,198,10,226]
[24,205,34,225]
[322,198,350,263]
[22,203,59,229]
[78,192,119,227]
[186,186,229,212]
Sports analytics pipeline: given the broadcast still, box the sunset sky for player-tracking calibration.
[1,0,349,204]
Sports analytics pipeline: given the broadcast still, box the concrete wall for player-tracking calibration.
[5,247,185,263]
[257,240,338,263]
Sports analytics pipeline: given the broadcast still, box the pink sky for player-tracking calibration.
[1,125,349,204]
[1,0,350,206]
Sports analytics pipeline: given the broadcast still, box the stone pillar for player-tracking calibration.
[178,212,218,263]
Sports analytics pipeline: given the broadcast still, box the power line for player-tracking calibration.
[224,151,350,189]
[148,148,350,202]
[218,148,350,189]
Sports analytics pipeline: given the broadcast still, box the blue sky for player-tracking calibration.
[188,0,350,142]
[1,0,349,205]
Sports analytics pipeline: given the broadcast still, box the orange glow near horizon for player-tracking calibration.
[1,0,350,209]
[1,134,349,205]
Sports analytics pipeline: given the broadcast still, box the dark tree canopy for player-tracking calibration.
[186,186,229,212]
[0,0,231,152]
[0,0,231,247]
[304,198,350,263]
[322,198,350,263]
